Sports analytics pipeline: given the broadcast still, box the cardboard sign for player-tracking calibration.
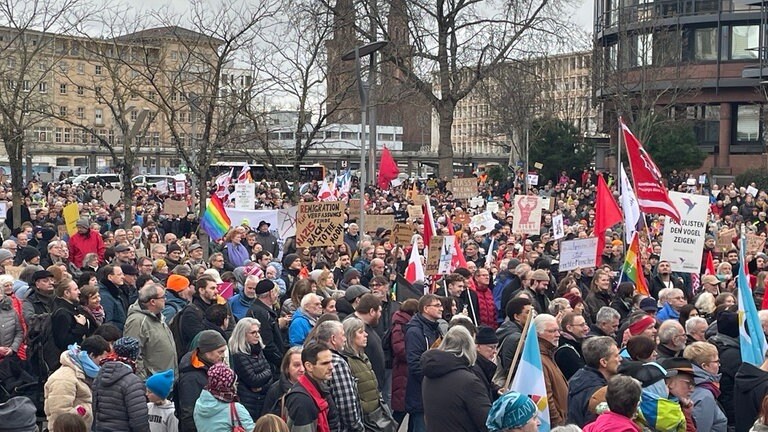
[102,189,122,207]
[469,211,495,235]
[63,202,80,235]
[717,228,736,252]
[450,178,477,200]
[163,199,187,217]
[412,195,426,206]
[425,235,444,275]
[512,195,543,235]
[234,183,256,210]
[527,174,539,186]
[747,233,766,255]
[175,180,186,195]
[391,223,414,246]
[559,237,599,271]
[454,212,471,227]
[296,201,346,247]
[348,199,361,217]
[533,162,544,169]
[470,196,485,208]
[487,201,499,213]
[365,214,395,233]
[407,205,423,219]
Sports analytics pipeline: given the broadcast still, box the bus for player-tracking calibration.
[210,162,326,183]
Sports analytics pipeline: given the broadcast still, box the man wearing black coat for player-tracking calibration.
[554,312,588,380]
[710,310,741,427]
[247,280,287,373]
[735,360,768,432]
[177,277,218,352]
[496,297,532,381]
[175,330,227,432]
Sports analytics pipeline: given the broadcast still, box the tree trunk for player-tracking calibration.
[121,168,134,230]
[437,103,455,179]
[197,165,211,260]
[6,135,24,229]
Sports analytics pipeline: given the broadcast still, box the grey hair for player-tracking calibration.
[657,287,672,303]
[228,317,262,355]
[596,306,620,324]
[582,336,617,368]
[533,314,558,336]
[342,317,366,355]
[658,320,684,344]
[606,375,642,417]
[137,283,164,304]
[685,317,708,335]
[437,325,477,366]
[548,298,570,316]
[47,240,65,251]
[694,292,716,315]
[314,320,344,344]
[759,310,768,326]
[245,274,260,286]
[301,293,321,309]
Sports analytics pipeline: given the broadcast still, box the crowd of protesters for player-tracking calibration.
[0,165,767,432]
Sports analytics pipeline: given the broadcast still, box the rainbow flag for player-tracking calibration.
[621,232,650,296]
[200,194,231,241]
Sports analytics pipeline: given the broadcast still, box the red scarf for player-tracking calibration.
[297,374,330,432]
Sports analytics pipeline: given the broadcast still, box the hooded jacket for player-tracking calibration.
[288,307,315,347]
[174,351,211,432]
[420,349,490,432]
[710,332,740,424]
[193,389,255,432]
[44,350,94,431]
[390,309,413,413]
[691,363,727,432]
[92,361,149,432]
[123,301,178,380]
[735,362,768,432]
[68,229,105,268]
[566,366,607,427]
[584,411,641,432]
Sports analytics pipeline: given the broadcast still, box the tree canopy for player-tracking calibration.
[643,120,706,174]
[529,116,593,183]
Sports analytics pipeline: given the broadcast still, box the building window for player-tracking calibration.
[130,110,138,121]
[77,107,84,119]
[95,65,102,75]
[55,128,62,143]
[22,80,30,92]
[59,83,67,94]
[77,86,84,95]
[64,128,71,143]
[38,82,47,93]
[694,28,718,61]
[77,63,84,74]
[736,104,760,142]
[731,26,759,60]
[95,108,103,125]
[59,106,67,117]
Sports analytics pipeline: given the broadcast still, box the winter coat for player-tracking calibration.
[99,279,129,330]
[161,290,187,323]
[288,307,314,347]
[390,309,413,413]
[360,319,386,392]
[554,333,584,380]
[343,348,380,414]
[421,349,491,432]
[657,302,681,321]
[44,351,94,431]
[0,296,22,353]
[285,376,342,432]
[227,293,254,321]
[473,282,497,329]
[710,332,740,425]
[539,338,568,426]
[751,421,768,432]
[175,351,211,432]
[735,362,768,432]
[262,374,293,416]
[404,313,441,414]
[231,347,273,421]
[193,389,255,431]
[567,366,607,427]
[584,290,613,322]
[584,411,641,432]
[247,299,285,372]
[496,319,524,379]
[123,301,178,380]
[68,229,105,268]
[92,361,150,432]
[691,363,727,432]
[255,231,279,257]
[51,297,97,353]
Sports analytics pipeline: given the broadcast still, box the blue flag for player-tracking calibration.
[738,234,767,365]
[509,321,550,431]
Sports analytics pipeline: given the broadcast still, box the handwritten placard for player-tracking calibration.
[717,228,736,252]
[63,202,80,235]
[450,178,477,200]
[348,199,361,217]
[407,205,423,219]
[163,199,188,217]
[425,235,444,276]
[747,233,766,255]
[296,201,346,248]
[365,214,395,233]
[469,211,495,235]
[391,223,414,246]
[559,237,599,271]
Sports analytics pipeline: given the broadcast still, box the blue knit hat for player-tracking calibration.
[113,336,141,360]
[146,369,175,399]
[486,391,538,431]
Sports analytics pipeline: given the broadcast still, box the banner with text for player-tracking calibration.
[296,201,346,248]
[559,237,599,271]
[660,191,708,273]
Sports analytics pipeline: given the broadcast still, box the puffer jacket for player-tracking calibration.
[92,361,149,432]
[710,332,740,425]
[691,363,727,432]
[390,309,413,413]
[566,366,606,427]
[473,282,497,329]
[735,362,768,432]
[343,348,380,414]
[288,307,314,346]
[0,296,22,352]
[44,351,94,430]
[123,301,178,380]
[174,350,210,432]
[231,346,273,420]
[227,293,255,320]
[193,390,255,431]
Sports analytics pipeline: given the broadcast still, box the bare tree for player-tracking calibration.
[0,0,86,227]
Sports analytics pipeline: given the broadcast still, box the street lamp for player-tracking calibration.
[342,40,388,235]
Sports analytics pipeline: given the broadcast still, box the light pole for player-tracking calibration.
[342,40,388,235]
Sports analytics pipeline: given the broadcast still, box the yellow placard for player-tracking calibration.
[63,202,80,235]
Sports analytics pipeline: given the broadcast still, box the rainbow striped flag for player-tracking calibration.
[200,194,231,241]
[621,232,650,296]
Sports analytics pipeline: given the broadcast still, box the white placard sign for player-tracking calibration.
[552,214,565,240]
[102,189,122,206]
[512,195,543,235]
[559,237,599,272]
[470,196,485,208]
[487,201,499,213]
[175,180,186,195]
[748,186,759,197]
[437,235,456,275]
[224,208,279,231]
[277,206,298,239]
[527,174,539,186]
[660,191,709,273]
[234,183,256,210]
[469,211,495,235]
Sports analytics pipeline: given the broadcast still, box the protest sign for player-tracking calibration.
[559,237,599,271]
[295,201,346,247]
[391,223,414,246]
[469,211,495,235]
[454,212,471,227]
[450,178,477,200]
[470,196,485,208]
[425,235,444,275]
[175,180,186,195]
[0,201,6,220]
[234,183,256,210]
[533,162,544,169]
[365,214,395,233]
[437,235,456,275]
[102,189,122,207]
[163,199,188,217]
[552,214,564,240]
[278,206,298,239]
[748,186,759,197]
[224,208,279,233]
[348,199,361,217]
[412,195,426,206]
[512,195,543,235]
[717,228,736,252]
[527,174,539,186]
[407,205,423,219]
[63,202,80,235]
[487,201,499,213]
[660,191,708,273]
[747,233,766,256]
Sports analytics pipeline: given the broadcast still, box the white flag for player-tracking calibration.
[620,164,641,245]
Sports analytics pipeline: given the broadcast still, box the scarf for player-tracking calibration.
[115,356,137,373]
[297,374,330,432]
[226,242,249,268]
[68,344,100,379]
[85,305,105,325]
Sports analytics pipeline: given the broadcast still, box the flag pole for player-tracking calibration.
[618,118,625,256]
[504,309,533,391]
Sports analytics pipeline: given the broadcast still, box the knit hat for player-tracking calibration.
[345,284,370,302]
[120,263,138,276]
[476,326,499,345]
[486,391,538,431]
[717,311,739,338]
[282,253,300,269]
[187,243,203,253]
[530,269,549,282]
[19,246,39,263]
[203,268,223,284]
[255,279,276,295]
[166,274,190,293]
[113,336,141,360]
[205,363,237,403]
[506,258,521,271]
[639,297,658,313]
[32,270,53,283]
[167,243,182,254]
[146,369,174,399]
[629,315,656,336]
[0,249,12,264]
[343,268,361,284]
[0,396,38,432]
[197,330,226,354]
[562,292,583,309]
[76,217,90,229]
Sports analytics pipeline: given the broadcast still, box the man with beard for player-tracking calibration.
[68,218,105,268]
[348,294,385,392]
[555,312,590,380]
[650,260,685,300]
[656,320,687,361]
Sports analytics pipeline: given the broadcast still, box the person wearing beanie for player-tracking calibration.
[280,253,302,301]
[473,325,502,401]
[176,329,227,432]
[92,336,150,432]
[161,274,191,322]
[486,390,539,432]
[164,243,183,269]
[339,267,361,291]
[246,279,286,373]
[68,217,105,269]
[709,309,740,425]
[193,363,255,431]
[15,245,40,266]
[146,369,178,432]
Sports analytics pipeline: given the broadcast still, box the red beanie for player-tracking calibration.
[629,315,656,336]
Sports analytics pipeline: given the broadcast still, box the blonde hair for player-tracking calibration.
[253,414,288,432]
[683,341,718,366]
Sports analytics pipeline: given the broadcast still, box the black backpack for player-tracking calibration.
[26,312,53,376]
[167,307,188,361]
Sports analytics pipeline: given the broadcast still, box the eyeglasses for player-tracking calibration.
[427,303,443,309]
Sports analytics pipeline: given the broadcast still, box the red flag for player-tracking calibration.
[446,215,468,270]
[377,147,400,190]
[422,198,436,249]
[621,119,681,223]
[595,173,622,266]
[704,250,715,275]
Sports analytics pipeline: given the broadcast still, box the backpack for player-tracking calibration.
[26,312,53,376]
[167,306,188,361]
